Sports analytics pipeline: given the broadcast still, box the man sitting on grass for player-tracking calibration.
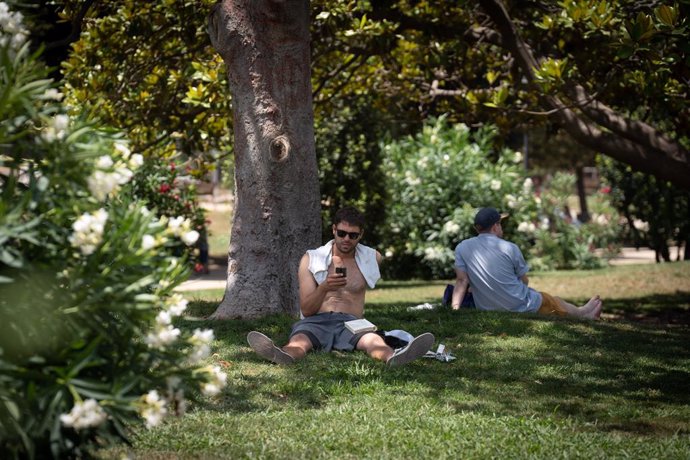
[248,206,435,366]
[451,207,603,319]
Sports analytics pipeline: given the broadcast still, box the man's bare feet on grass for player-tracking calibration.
[582,295,603,319]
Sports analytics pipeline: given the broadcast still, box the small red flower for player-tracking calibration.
[159,183,171,193]
[600,186,611,194]
[194,262,205,273]
[169,162,176,171]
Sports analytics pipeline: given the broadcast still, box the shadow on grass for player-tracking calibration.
[602,291,690,326]
[183,293,690,436]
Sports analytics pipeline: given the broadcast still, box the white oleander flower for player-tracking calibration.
[40,114,70,142]
[200,365,228,397]
[404,170,421,186]
[87,170,120,201]
[505,194,518,209]
[517,221,536,233]
[59,399,108,431]
[69,209,108,255]
[141,234,156,250]
[593,213,609,225]
[523,177,533,192]
[114,166,134,184]
[140,390,167,429]
[156,310,172,326]
[0,2,29,51]
[129,153,144,168]
[513,151,523,163]
[145,325,181,349]
[95,155,114,169]
[181,230,199,246]
[188,328,214,363]
[540,217,550,230]
[167,216,186,234]
[87,166,133,201]
[443,220,460,235]
[490,179,501,191]
[633,219,649,232]
[423,246,445,261]
[114,141,131,158]
[42,88,64,101]
[166,294,188,316]
[192,328,214,344]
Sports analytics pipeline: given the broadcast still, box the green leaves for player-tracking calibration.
[624,12,656,43]
[382,117,539,278]
[0,6,224,456]
[655,5,679,27]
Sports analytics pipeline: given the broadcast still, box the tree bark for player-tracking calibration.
[575,167,590,223]
[207,0,321,319]
[477,0,690,191]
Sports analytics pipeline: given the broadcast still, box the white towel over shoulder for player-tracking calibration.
[307,240,381,288]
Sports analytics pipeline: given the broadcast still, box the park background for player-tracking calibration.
[1,1,689,459]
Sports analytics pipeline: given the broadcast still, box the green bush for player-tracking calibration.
[381,116,539,278]
[381,118,619,277]
[124,157,209,271]
[598,155,689,261]
[0,6,226,458]
[527,171,620,271]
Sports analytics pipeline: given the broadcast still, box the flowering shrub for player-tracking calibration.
[523,171,619,270]
[0,5,225,458]
[382,116,540,278]
[381,118,617,278]
[124,157,208,269]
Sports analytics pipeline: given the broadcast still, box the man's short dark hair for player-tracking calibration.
[333,206,365,229]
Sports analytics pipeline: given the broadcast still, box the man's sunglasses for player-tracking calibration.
[335,229,361,240]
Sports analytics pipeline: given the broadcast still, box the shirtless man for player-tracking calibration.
[247,206,434,366]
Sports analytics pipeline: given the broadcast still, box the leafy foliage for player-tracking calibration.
[598,155,690,261]
[381,117,539,278]
[315,96,389,246]
[59,0,230,161]
[381,118,621,278]
[124,157,209,269]
[528,172,621,271]
[0,6,226,458]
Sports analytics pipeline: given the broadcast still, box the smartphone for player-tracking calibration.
[335,266,347,277]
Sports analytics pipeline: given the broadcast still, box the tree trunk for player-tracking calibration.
[575,166,590,223]
[207,0,321,319]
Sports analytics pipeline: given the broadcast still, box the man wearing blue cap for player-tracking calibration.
[451,207,602,319]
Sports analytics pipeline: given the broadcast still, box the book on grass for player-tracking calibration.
[344,318,377,334]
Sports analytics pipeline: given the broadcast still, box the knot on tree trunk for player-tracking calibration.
[270,135,290,162]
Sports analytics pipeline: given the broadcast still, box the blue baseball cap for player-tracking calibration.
[474,207,509,230]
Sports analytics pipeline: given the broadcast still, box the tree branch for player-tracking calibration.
[476,0,690,189]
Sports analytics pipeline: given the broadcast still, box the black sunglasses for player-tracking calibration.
[335,229,361,240]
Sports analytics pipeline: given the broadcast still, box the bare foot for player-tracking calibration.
[582,295,602,319]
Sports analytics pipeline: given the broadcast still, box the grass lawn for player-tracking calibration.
[100,262,690,459]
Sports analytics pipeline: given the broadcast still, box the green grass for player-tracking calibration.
[99,262,690,459]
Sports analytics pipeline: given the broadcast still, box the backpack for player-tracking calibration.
[442,284,475,308]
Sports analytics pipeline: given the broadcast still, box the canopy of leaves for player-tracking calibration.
[59,0,231,166]
[35,1,688,190]
[309,1,689,180]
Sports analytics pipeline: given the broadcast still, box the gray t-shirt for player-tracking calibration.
[454,233,542,313]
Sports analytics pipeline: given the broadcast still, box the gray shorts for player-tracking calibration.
[289,312,369,352]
